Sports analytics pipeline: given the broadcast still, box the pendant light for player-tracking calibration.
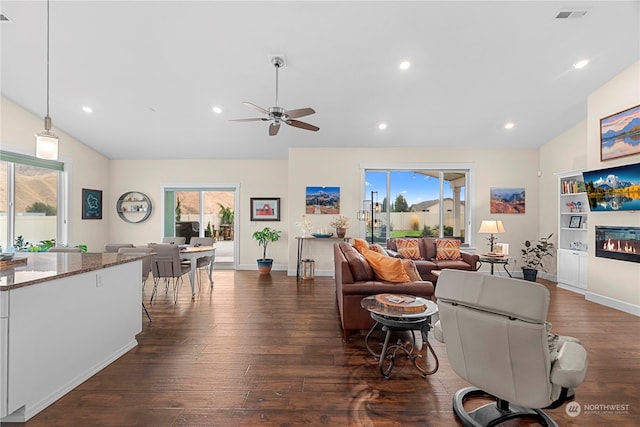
[35,0,58,160]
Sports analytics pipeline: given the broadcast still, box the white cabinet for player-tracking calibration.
[557,171,588,293]
[557,249,587,293]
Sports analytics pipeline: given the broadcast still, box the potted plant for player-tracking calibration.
[218,204,234,240]
[330,215,350,238]
[521,233,554,282]
[252,227,282,274]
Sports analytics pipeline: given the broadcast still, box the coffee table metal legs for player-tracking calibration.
[364,319,439,379]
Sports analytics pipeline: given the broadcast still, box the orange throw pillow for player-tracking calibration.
[436,239,461,260]
[361,247,411,283]
[353,238,369,254]
[395,238,423,260]
[401,259,422,282]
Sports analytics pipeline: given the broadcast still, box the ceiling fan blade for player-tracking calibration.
[269,122,281,136]
[285,107,316,119]
[243,102,269,115]
[286,119,319,132]
[228,118,269,122]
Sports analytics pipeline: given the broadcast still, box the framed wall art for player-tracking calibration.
[82,188,103,220]
[600,104,640,161]
[305,186,340,214]
[490,188,525,214]
[250,198,280,221]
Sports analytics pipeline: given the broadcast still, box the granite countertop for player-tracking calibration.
[0,252,147,291]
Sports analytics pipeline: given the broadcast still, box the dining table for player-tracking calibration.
[179,245,216,297]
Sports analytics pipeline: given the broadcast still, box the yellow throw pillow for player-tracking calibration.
[353,238,369,254]
[395,238,423,260]
[435,239,461,260]
[361,247,411,283]
[401,259,422,282]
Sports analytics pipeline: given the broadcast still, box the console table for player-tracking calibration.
[295,236,351,279]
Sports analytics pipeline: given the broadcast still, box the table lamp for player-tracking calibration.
[478,220,506,254]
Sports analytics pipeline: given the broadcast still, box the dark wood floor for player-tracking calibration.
[11,271,640,426]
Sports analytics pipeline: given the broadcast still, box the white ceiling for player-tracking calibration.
[1,1,639,160]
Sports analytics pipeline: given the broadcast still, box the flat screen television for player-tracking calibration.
[582,162,640,211]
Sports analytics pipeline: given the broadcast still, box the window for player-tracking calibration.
[0,151,65,250]
[363,165,473,247]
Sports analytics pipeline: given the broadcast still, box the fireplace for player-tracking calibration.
[595,226,640,264]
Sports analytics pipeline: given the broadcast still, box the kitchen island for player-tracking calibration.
[0,252,143,422]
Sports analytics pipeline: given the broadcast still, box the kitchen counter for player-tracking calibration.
[1,252,143,422]
[0,252,146,290]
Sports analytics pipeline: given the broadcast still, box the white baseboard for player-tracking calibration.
[585,291,640,317]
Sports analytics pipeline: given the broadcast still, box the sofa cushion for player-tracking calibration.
[436,238,462,260]
[361,247,411,283]
[401,259,422,281]
[434,259,472,270]
[395,238,423,260]
[339,242,374,281]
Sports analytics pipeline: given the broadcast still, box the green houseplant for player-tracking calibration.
[252,227,282,274]
[521,233,554,282]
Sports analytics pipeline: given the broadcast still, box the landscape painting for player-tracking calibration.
[490,188,525,214]
[305,186,340,214]
[583,163,640,211]
[600,104,640,161]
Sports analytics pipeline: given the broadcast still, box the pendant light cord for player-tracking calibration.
[45,0,51,122]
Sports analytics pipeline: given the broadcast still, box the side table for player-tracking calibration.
[361,294,439,379]
[477,255,514,277]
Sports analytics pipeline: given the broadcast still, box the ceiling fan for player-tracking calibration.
[230,56,319,136]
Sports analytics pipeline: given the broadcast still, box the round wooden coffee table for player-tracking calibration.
[361,294,439,378]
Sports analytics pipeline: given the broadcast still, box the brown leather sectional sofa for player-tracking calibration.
[333,242,435,341]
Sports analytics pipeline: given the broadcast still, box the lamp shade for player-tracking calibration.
[35,132,59,160]
[478,220,506,234]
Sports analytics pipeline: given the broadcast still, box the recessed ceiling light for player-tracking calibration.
[378,123,388,130]
[82,106,93,113]
[573,59,589,69]
[399,61,411,70]
[504,122,515,129]
[212,106,222,114]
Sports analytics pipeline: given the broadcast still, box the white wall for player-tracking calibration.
[585,61,640,312]
[108,159,289,270]
[287,147,541,275]
[1,97,111,251]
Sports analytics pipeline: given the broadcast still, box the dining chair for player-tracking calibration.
[190,237,214,290]
[118,246,154,321]
[104,243,135,253]
[48,247,82,252]
[148,243,190,304]
[162,237,186,245]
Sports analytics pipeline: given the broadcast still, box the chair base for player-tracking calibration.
[453,387,558,427]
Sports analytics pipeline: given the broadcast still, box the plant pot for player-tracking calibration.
[257,258,274,274]
[336,227,347,238]
[522,267,538,282]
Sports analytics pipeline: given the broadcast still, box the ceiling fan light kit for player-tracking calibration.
[230,55,319,136]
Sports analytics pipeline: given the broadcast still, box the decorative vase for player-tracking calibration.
[336,227,347,238]
[522,267,538,282]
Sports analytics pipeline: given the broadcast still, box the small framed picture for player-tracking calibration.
[250,198,280,221]
[569,216,582,229]
[82,188,103,220]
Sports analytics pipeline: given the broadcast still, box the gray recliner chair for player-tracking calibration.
[434,270,587,427]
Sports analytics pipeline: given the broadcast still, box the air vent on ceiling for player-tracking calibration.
[555,10,588,19]
[0,13,14,23]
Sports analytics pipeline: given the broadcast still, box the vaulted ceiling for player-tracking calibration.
[2,1,639,160]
